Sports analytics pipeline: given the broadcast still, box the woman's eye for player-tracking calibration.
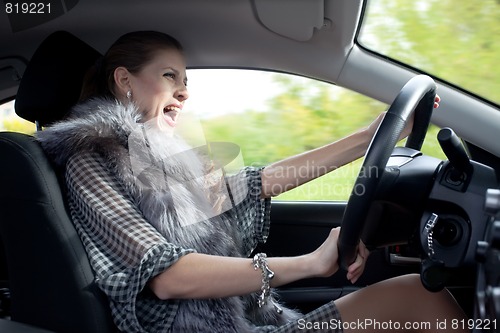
[163,72,176,79]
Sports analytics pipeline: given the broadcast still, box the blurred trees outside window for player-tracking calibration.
[1,0,496,201]
[187,70,445,201]
[360,0,499,105]
[0,100,34,134]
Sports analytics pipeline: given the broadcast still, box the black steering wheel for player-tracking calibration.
[338,75,437,269]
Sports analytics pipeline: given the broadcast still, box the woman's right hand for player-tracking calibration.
[310,227,341,278]
[310,227,370,283]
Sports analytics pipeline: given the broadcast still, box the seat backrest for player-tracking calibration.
[0,31,117,333]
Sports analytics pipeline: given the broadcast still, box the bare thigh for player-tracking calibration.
[334,274,468,332]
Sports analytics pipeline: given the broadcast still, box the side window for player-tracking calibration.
[0,100,34,134]
[185,69,446,201]
[0,71,446,202]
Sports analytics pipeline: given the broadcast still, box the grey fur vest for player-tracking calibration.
[36,98,300,332]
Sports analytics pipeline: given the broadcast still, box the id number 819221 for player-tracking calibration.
[452,319,496,330]
[5,2,51,14]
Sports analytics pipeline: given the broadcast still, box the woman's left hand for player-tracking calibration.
[400,94,441,140]
[346,240,370,284]
[434,94,441,109]
[368,95,441,140]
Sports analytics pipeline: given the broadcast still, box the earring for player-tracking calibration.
[126,91,132,99]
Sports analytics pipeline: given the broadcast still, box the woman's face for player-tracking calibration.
[128,48,189,130]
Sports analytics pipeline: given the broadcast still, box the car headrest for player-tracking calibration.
[15,31,102,127]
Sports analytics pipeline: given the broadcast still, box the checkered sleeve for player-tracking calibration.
[65,151,195,332]
[225,166,272,257]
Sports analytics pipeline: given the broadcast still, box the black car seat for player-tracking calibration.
[0,31,117,333]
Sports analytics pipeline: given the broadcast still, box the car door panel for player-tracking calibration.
[258,200,420,311]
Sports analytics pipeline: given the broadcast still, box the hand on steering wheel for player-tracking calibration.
[346,240,370,283]
[367,94,440,142]
[338,75,438,270]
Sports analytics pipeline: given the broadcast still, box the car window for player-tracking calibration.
[184,69,445,201]
[358,0,499,106]
[0,69,446,201]
[0,100,34,134]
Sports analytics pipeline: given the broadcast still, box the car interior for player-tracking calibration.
[0,0,499,332]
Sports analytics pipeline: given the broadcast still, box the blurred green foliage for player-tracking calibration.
[2,118,35,134]
[201,0,497,201]
[360,0,499,105]
[1,101,35,134]
[1,0,496,202]
[201,76,446,201]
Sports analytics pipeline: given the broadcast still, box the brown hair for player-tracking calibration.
[80,31,183,101]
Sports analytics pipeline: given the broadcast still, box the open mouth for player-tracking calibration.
[163,105,180,127]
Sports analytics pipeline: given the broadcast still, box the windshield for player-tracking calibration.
[358,0,499,106]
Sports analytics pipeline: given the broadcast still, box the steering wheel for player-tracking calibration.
[338,74,437,269]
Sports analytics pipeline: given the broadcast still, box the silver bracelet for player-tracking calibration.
[252,253,283,314]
